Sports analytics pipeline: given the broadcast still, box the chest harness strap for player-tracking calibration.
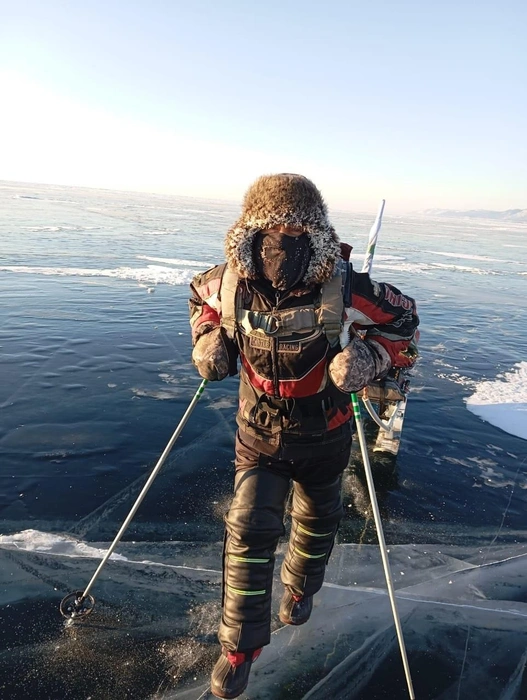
[220,262,348,348]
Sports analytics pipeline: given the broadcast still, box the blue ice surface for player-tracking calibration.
[0,181,526,699]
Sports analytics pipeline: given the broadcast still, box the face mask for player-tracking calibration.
[254,232,311,291]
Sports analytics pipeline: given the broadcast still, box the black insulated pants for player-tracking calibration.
[218,431,352,652]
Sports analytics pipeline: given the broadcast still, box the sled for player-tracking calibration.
[358,366,410,455]
[355,200,417,456]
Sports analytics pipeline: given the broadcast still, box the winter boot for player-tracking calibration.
[210,647,262,699]
[278,588,313,626]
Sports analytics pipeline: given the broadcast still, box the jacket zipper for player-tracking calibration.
[272,291,280,398]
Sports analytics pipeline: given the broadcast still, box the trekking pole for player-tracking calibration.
[350,199,415,699]
[350,392,415,699]
[60,378,209,622]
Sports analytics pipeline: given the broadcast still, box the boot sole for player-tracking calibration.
[210,688,248,699]
[278,612,310,626]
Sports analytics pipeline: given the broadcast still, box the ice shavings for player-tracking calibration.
[466,362,527,440]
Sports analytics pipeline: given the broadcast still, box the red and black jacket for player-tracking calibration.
[189,262,418,449]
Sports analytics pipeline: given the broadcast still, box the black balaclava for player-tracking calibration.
[254,232,311,291]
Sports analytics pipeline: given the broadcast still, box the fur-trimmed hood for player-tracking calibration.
[225,174,341,286]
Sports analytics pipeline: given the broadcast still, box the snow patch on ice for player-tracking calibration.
[431,262,498,275]
[425,250,514,263]
[0,529,128,560]
[466,362,527,440]
[142,229,181,235]
[0,529,221,574]
[137,255,211,267]
[131,386,185,400]
[437,371,476,387]
[349,253,407,263]
[0,264,198,286]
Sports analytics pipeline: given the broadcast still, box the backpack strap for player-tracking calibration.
[316,259,350,347]
[342,259,353,307]
[220,265,241,340]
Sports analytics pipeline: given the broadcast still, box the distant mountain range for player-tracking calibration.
[421,208,527,221]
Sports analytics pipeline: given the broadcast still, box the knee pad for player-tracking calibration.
[225,506,284,548]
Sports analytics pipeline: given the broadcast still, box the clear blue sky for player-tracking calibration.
[1,0,526,212]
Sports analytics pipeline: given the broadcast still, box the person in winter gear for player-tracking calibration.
[189,173,419,699]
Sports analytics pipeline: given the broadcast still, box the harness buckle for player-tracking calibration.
[263,314,281,335]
